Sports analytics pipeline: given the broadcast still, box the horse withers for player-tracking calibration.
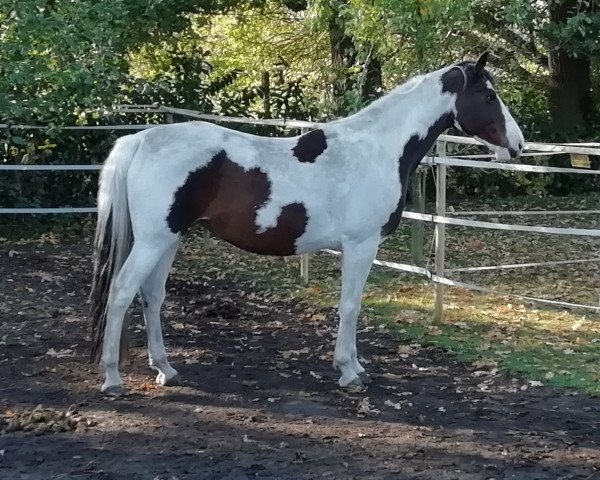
[90,52,524,396]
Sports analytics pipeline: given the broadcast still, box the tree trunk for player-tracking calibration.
[260,71,271,118]
[548,0,594,133]
[361,54,382,103]
[548,49,592,132]
[328,11,356,116]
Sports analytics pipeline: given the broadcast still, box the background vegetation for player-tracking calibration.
[0,0,599,211]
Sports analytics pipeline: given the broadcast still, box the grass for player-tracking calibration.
[175,235,600,395]
[363,295,600,394]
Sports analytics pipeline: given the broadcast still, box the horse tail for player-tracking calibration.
[89,134,140,364]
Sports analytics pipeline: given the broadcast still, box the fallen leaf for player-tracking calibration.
[357,397,380,416]
[45,348,73,358]
[384,399,402,410]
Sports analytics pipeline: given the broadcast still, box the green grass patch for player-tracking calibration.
[360,293,600,396]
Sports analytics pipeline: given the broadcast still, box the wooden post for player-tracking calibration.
[410,167,426,266]
[300,127,310,285]
[433,141,447,322]
[300,253,309,286]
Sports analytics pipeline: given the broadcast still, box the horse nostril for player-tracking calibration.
[518,142,524,151]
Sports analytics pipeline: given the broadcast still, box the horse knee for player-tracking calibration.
[109,289,135,311]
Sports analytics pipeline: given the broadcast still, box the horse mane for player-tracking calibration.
[330,73,432,124]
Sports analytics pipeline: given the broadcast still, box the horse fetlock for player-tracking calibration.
[149,355,169,369]
[349,352,364,372]
[332,355,350,371]
[100,361,123,393]
[333,355,361,387]
[334,353,364,373]
[337,369,359,387]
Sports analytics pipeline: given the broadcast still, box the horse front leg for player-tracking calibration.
[333,236,380,387]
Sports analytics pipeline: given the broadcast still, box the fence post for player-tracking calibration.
[300,253,309,286]
[410,167,426,266]
[433,141,447,322]
[300,127,310,285]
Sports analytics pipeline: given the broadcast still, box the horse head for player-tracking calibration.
[442,52,525,161]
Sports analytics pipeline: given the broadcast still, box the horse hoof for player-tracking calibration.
[156,371,179,387]
[101,384,126,397]
[358,372,372,385]
[338,375,366,392]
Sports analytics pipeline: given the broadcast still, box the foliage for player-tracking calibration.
[372,0,474,72]
[1,0,599,216]
[0,0,321,213]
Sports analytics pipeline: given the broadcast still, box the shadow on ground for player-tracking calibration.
[0,243,599,480]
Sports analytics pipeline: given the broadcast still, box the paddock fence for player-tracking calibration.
[1,105,600,318]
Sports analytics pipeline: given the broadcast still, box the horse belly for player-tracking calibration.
[166,150,309,256]
[206,202,307,256]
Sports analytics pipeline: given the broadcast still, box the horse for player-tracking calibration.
[90,52,524,396]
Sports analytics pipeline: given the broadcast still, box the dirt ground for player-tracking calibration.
[1,241,599,480]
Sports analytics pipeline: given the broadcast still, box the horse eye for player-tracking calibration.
[486,92,497,102]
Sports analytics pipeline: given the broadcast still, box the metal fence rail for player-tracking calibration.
[2,106,599,316]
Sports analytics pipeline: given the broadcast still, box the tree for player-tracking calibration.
[546,0,598,131]
[472,0,600,135]
[0,0,257,125]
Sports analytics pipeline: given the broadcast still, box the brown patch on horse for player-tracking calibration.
[167,150,308,256]
[292,129,327,163]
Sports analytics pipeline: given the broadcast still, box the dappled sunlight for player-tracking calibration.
[2,236,600,478]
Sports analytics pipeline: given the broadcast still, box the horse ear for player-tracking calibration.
[475,52,489,75]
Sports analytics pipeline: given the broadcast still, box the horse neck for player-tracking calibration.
[338,72,455,161]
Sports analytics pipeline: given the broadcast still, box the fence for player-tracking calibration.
[2,105,600,317]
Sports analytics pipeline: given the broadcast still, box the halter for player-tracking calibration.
[452,65,468,132]
[454,65,468,92]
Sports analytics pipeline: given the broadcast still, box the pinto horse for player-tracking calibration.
[90,53,524,395]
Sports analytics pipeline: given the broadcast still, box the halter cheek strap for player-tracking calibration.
[453,65,468,132]
[455,65,468,92]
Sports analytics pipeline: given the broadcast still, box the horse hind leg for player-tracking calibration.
[101,238,177,395]
[139,240,180,386]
